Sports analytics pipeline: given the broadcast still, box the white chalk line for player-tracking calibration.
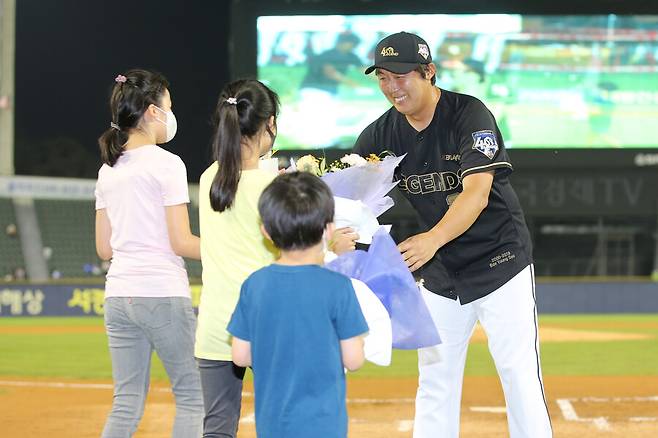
[0,380,253,397]
[347,397,415,404]
[397,420,414,432]
[557,398,611,431]
[239,412,255,424]
[4,380,657,431]
[556,396,658,431]
[0,380,411,404]
[0,380,116,391]
[579,396,658,403]
[470,406,507,414]
[0,379,411,432]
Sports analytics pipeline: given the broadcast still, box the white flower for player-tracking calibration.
[296,155,320,175]
[340,153,368,167]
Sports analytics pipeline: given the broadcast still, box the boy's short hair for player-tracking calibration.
[258,172,334,251]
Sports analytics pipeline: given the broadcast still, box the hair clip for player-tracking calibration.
[226,97,238,105]
[110,122,121,131]
[115,75,127,83]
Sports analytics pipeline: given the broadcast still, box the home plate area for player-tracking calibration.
[234,382,658,437]
[1,376,657,437]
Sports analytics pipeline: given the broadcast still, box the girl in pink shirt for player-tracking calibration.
[95,69,203,438]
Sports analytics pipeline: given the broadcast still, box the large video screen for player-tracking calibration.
[257,14,658,150]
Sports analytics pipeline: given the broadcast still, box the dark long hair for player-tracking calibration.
[210,79,280,212]
[98,69,169,166]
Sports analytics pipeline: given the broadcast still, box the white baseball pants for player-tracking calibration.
[414,264,552,438]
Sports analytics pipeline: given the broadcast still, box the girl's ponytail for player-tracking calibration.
[210,98,243,212]
[98,70,169,166]
[98,126,129,167]
[209,80,280,212]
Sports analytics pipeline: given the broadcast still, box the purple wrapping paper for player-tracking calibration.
[327,229,441,350]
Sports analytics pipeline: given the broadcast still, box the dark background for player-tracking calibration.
[14,0,231,180]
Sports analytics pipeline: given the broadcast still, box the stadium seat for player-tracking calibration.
[0,198,26,280]
[34,199,100,278]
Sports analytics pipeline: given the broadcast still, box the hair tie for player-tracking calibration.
[226,97,237,105]
[115,75,127,83]
[110,122,121,131]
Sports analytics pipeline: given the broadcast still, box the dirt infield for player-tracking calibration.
[1,375,656,437]
[1,321,656,436]
[2,323,654,342]
[470,326,654,343]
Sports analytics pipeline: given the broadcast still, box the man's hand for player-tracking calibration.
[398,231,441,272]
[329,227,360,255]
[398,172,494,272]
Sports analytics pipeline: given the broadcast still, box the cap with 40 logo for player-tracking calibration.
[365,31,432,75]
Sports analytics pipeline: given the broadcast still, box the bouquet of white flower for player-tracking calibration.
[267,151,441,364]
[295,152,441,359]
[291,152,405,244]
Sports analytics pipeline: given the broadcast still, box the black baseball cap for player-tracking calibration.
[365,32,432,75]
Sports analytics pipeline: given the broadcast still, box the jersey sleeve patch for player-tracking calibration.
[471,130,498,160]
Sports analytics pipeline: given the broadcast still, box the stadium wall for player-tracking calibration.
[0,282,657,317]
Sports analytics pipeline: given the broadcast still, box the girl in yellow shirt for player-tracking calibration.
[195,79,279,437]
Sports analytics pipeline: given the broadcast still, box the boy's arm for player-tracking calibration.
[340,335,365,371]
[231,336,252,367]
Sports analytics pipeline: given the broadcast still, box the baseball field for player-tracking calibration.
[1,314,657,437]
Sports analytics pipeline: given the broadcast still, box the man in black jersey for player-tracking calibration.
[354,32,552,438]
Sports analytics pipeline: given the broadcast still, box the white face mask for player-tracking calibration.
[154,105,178,143]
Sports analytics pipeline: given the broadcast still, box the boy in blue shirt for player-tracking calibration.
[228,171,369,438]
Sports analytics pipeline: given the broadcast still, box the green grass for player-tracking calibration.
[1,315,657,381]
[0,317,162,380]
[357,314,658,378]
[0,330,113,378]
[538,313,658,326]
[0,317,103,327]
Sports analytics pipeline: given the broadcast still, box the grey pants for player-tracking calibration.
[102,297,204,438]
[196,358,246,438]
